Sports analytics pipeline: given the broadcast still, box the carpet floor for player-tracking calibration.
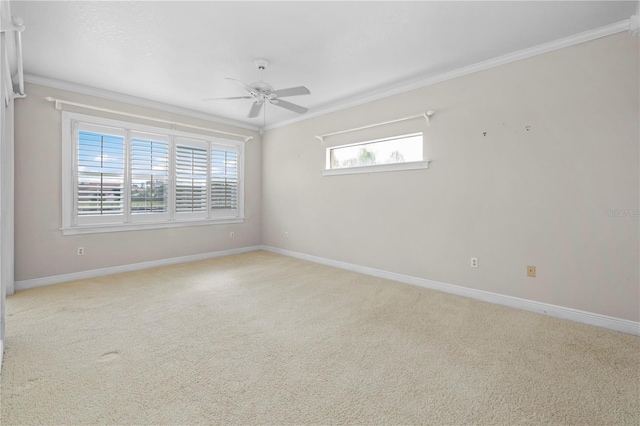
[1,251,639,425]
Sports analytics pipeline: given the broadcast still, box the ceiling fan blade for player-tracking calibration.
[226,77,258,94]
[248,101,263,118]
[272,86,310,98]
[203,96,253,101]
[271,99,308,114]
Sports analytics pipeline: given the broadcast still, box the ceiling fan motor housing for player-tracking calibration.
[251,81,274,95]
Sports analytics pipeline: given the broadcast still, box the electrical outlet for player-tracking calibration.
[284,232,289,238]
[470,257,478,268]
[229,231,234,238]
[527,265,536,277]
[77,247,85,256]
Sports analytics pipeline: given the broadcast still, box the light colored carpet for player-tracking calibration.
[1,251,639,425]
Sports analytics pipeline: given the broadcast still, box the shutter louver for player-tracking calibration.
[175,144,208,212]
[131,137,169,214]
[77,131,125,216]
[211,149,239,211]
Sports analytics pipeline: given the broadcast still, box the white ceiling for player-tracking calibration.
[11,1,637,129]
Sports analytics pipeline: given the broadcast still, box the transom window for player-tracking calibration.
[323,133,428,176]
[328,133,423,169]
[62,112,244,235]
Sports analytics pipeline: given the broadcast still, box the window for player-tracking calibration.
[323,132,428,176]
[175,139,209,218]
[130,132,170,221]
[210,148,239,213]
[62,112,244,235]
[76,125,126,223]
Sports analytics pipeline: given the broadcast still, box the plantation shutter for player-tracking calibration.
[210,147,239,216]
[175,139,208,218]
[76,125,126,224]
[65,115,245,230]
[130,132,170,221]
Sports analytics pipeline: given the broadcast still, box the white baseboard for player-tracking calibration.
[14,246,262,292]
[260,245,640,336]
[12,244,639,336]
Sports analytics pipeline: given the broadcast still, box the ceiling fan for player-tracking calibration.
[204,58,310,119]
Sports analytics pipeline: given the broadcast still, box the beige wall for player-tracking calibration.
[262,32,640,321]
[14,33,640,322]
[15,83,262,281]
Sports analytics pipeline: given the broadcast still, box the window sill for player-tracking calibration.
[61,217,245,236]
[322,160,429,176]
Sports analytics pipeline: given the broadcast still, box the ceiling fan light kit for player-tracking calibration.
[205,58,311,120]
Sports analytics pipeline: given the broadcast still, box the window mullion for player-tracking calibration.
[72,121,79,227]
[124,129,132,223]
[169,137,175,221]
[207,142,212,218]
[238,145,243,218]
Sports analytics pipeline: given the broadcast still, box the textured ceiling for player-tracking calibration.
[11,1,637,129]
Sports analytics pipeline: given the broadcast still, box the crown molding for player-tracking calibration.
[266,19,631,131]
[24,74,260,132]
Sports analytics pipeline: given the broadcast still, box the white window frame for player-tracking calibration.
[322,132,429,176]
[129,130,172,224]
[210,146,241,219]
[62,112,245,235]
[173,137,210,221]
[73,122,128,226]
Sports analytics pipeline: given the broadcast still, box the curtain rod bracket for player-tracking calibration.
[0,16,25,33]
[45,97,62,110]
[424,111,434,122]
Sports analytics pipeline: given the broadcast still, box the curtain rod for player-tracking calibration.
[0,16,26,100]
[314,111,434,143]
[44,97,254,142]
